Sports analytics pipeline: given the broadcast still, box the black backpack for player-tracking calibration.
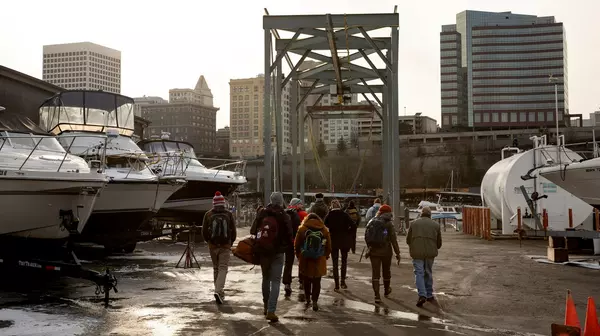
[209,212,231,245]
[365,217,388,248]
[285,208,301,236]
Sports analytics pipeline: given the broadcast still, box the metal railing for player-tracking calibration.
[0,132,108,173]
[198,157,247,179]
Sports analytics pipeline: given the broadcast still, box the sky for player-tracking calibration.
[1,0,599,129]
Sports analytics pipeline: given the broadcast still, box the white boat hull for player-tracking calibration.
[540,162,600,208]
[0,171,105,240]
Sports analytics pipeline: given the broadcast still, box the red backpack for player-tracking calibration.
[255,215,279,255]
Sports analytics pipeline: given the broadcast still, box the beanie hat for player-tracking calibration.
[377,204,392,215]
[289,198,303,209]
[213,191,226,207]
[315,193,324,200]
[270,191,284,206]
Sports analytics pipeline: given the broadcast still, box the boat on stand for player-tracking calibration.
[138,132,247,224]
[0,106,108,244]
[38,91,186,252]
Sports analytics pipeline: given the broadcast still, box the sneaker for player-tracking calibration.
[427,296,436,302]
[305,300,312,307]
[384,287,392,298]
[374,295,382,304]
[266,312,279,322]
[416,296,427,307]
[214,293,223,305]
[340,281,348,290]
[312,301,319,311]
[334,287,341,293]
[284,284,292,297]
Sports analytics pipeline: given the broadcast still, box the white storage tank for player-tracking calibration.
[481,143,593,234]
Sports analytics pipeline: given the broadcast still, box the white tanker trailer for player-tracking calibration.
[481,136,593,234]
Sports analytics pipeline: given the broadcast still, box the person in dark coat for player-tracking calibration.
[324,199,357,291]
[309,193,329,220]
[282,200,302,297]
[365,204,401,304]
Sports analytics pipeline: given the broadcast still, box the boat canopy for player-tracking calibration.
[39,90,135,137]
[0,107,50,136]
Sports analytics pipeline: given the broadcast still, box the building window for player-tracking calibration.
[474,113,481,123]
[443,115,449,125]
[492,113,499,123]
[547,112,554,122]
[520,112,526,122]
[510,112,518,123]
[501,113,508,123]
[483,113,490,123]
[528,112,535,122]
[538,112,545,122]
[451,115,458,125]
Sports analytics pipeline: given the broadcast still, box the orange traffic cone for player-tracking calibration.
[584,297,600,336]
[566,290,581,328]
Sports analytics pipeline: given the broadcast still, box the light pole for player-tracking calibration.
[549,75,560,164]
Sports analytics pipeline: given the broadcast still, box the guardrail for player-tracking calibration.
[0,132,108,173]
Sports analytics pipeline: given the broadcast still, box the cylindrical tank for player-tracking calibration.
[481,145,592,233]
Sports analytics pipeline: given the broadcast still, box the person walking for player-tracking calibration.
[366,198,382,222]
[345,200,361,232]
[324,199,356,291]
[295,213,332,311]
[406,206,442,307]
[202,191,237,304]
[250,192,293,322]
[364,204,401,304]
[290,198,308,222]
[310,193,329,220]
[283,199,302,297]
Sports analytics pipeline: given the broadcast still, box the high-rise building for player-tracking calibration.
[133,96,167,117]
[216,126,230,157]
[42,42,121,93]
[441,11,567,130]
[141,76,218,155]
[228,75,292,158]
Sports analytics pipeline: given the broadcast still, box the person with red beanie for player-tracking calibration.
[364,204,400,304]
[202,191,236,304]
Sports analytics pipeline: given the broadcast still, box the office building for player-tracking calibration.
[441,11,567,129]
[169,75,214,106]
[42,42,121,93]
[399,113,438,134]
[229,75,292,158]
[133,96,167,117]
[216,126,230,157]
[141,76,219,155]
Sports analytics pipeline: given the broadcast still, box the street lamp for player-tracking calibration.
[549,74,561,164]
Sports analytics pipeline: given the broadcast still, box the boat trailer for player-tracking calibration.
[0,245,118,307]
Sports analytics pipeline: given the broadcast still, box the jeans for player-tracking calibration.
[331,247,349,286]
[260,253,285,313]
[282,245,299,286]
[412,259,435,298]
[370,255,392,281]
[209,246,230,296]
[302,275,322,302]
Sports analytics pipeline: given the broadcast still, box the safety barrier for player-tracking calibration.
[551,290,600,335]
[462,206,492,240]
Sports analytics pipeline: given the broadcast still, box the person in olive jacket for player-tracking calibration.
[324,199,357,291]
[365,204,401,304]
[406,206,442,307]
[295,213,332,312]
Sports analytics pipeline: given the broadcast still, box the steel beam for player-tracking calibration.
[283,50,310,87]
[391,26,401,230]
[360,93,384,120]
[263,29,272,205]
[309,112,374,120]
[298,63,334,80]
[358,49,388,85]
[277,38,391,51]
[276,27,386,51]
[263,13,399,30]
[326,14,343,95]
[301,70,384,81]
[291,70,298,198]
[269,29,302,73]
[275,61,284,193]
[289,49,376,64]
[301,84,384,95]
[360,79,384,107]
[358,27,393,69]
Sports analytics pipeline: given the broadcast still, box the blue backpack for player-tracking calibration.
[301,229,325,259]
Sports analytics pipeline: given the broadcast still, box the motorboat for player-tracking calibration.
[38,91,186,251]
[538,158,600,210]
[409,199,462,221]
[138,133,247,223]
[0,106,107,241]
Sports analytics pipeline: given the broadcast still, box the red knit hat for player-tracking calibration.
[378,204,392,214]
[213,191,226,207]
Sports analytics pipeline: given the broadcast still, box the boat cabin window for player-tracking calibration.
[106,156,146,171]
[164,141,180,152]
[3,132,65,153]
[144,142,166,154]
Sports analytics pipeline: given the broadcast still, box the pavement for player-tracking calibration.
[0,227,586,335]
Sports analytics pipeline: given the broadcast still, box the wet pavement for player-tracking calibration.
[0,229,533,336]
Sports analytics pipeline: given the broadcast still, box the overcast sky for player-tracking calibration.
[1,0,599,129]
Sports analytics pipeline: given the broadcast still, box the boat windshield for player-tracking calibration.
[39,91,135,136]
[3,132,65,153]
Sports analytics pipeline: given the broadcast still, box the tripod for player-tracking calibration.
[176,226,201,269]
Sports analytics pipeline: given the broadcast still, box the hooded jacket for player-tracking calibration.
[365,212,401,258]
[310,199,329,220]
[295,214,332,278]
[324,208,357,251]
[250,203,293,254]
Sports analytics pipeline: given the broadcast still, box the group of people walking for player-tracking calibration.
[201,191,442,323]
